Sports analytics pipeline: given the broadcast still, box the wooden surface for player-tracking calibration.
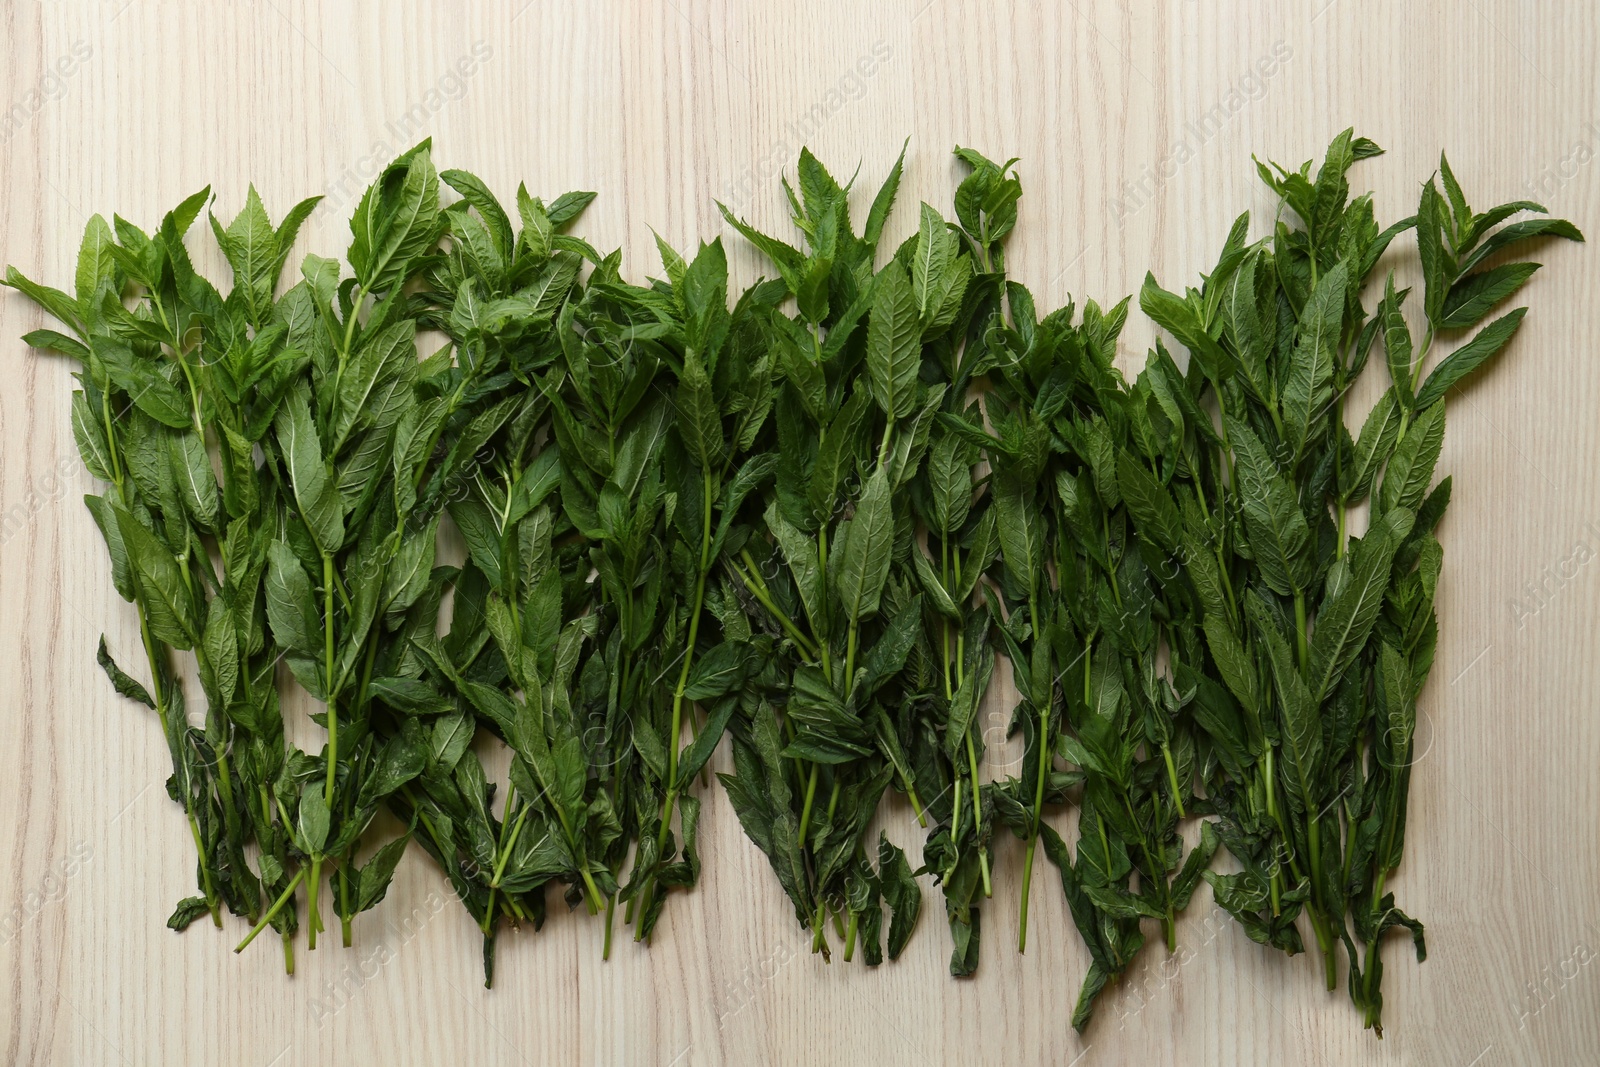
[2,2,1597,1064]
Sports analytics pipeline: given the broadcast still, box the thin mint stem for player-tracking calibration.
[732,557,818,659]
[1018,835,1037,953]
[965,731,990,898]
[306,857,323,950]
[490,802,528,889]
[339,864,353,948]
[945,778,963,883]
[1162,742,1186,819]
[322,552,338,807]
[1019,700,1050,953]
[186,812,220,927]
[236,867,307,953]
[1293,591,1309,673]
[643,468,715,919]
[903,775,926,828]
[816,525,832,684]
[844,620,859,690]
[211,733,244,875]
[334,285,365,390]
[579,867,604,917]
[603,895,615,961]
[797,766,820,843]
[483,784,517,931]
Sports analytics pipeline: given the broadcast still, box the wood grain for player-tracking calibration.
[1,2,1596,1064]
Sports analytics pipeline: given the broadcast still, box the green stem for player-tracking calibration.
[1293,591,1309,674]
[100,384,125,487]
[1310,904,1337,991]
[212,739,243,858]
[844,619,859,690]
[797,766,820,844]
[306,857,322,950]
[1334,392,1348,561]
[1305,813,1338,991]
[1261,749,1306,884]
[1162,742,1186,819]
[939,613,962,838]
[1194,472,1240,623]
[1362,869,1389,1019]
[322,553,338,808]
[1120,784,1174,948]
[810,896,828,956]
[235,866,307,953]
[482,892,500,940]
[490,806,529,889]
[1362,784,1406,1007]
[186,811,220,927]
[579,867,604,916]
[808,781,846,958]
[816,525,832,684]
[339,862,352,948]
[965,731,991,898]
[603,895,615,961]
[336,285,365,382]
[647,469,715,900]
[1019,836,1037,954]
[353,627,380,718]
[1341,795,1357,891]
[482,797,528,936]
[946,779,963,882]
[1019,701,1050,953]
[941,538,953,693]
[902,775,927,827]
[732,556,819,659]
[1262,750,1280,823]
[175,348,204,442]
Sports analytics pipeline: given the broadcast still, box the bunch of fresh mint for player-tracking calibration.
[7,132,1576,1035]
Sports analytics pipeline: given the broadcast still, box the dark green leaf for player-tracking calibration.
[830,465,894,623]
[1439,263,1539,330]
[97,636,154,708]
[357,835,411,912]
[866,261,921,420]
[1413,308,1526,410]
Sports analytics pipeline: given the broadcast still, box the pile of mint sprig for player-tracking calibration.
[1139,131,1581,1034]
[6,132,1577,1034]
